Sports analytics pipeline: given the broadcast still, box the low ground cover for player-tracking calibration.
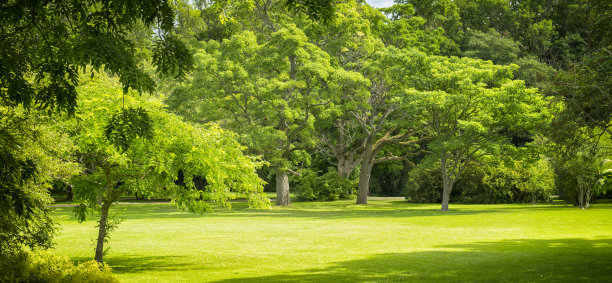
[51,200,612,282]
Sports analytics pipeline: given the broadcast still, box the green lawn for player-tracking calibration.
[50,200,612,282]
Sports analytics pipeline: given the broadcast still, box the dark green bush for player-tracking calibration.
[295,168,356,201]
[406,159,555,204]
[405,168,442,203]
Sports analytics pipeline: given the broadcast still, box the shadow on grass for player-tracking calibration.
[211,238,612,282]
[84,201,520,221]
[52,200,596,222]
[68,255,188,274]
[106,255,189,274]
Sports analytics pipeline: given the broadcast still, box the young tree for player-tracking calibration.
[69,75,268,263]
[0,0,192,265]
[413,57,549,211]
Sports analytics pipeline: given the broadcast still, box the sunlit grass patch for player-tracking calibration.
[51,200,612,282]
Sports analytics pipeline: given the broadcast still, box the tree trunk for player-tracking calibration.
[384,169,394,195]
[356,141,375,205]
[94,200,112,263]
[578,186,584,209]
[337,161,353,197]
[337,158,352,179]
[276,168,290,206]
[441,181,453,211]
[440,156,454,211]
[585,187,591,209]
[66,185,73,201]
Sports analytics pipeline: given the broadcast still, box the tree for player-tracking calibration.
[168,25,341,205]
[551,48,612,136]
[0,106,80,271]
[0,0,193,114]
[546,48,611,208]
[389,0,462,54]
[0,0,193,265]
[69,74,268,263]
[462,28,521,65]
[455,0,514,34]
[350,47,428,205]
[414,57,549,211]
[314,103,366,180]
[304,1,381,181]
[378,3,456,55]
[514,158,555,205]
[548,116,611,209]
[596,159,612,196]
[304,3,430,203]
[561,152,600,209]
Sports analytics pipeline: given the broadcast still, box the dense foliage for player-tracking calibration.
[161,0,610,210]
[67,74,268,262]
[1,0,610,277]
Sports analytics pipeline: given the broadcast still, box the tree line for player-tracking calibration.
[0,0,610,274]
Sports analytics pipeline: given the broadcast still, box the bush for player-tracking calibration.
[0,250,118,283]
[295,168,356,201]
[405,168,442,203]
[405,158,555,204]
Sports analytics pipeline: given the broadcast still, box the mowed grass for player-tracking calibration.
[50,200,612,282]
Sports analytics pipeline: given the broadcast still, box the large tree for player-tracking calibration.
[349,47,430,205]
[168,26,341,205]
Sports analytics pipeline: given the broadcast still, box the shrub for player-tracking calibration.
[0,250,118,283]
[405,158,555,204]
[405,168,442,203]
[295,168,356,201]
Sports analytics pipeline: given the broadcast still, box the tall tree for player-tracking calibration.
[168,26,337,205]
[350,47,429,205]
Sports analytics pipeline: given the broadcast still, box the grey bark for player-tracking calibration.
[585,188,591,209]
[578,187,584,209]
[276,168,291,206]
[440,155,455,211]
[94,200,111,263]
[441,182,453,211]
[356,139,375,205]
[337,156,354,179]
